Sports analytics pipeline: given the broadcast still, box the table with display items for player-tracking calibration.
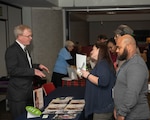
[16,86,85,120]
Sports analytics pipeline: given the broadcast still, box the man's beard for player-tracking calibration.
[118,48,128,61]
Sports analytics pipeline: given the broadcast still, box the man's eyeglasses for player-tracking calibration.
[21,35,32,38]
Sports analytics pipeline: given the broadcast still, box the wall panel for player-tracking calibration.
[0,21,7,76]
[31,8,63,81]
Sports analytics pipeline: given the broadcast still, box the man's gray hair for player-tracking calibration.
[114,24,134,36]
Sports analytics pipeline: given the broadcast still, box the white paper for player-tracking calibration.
[76,54,86,70]
[27,112,40,118]
[67,67,78,80]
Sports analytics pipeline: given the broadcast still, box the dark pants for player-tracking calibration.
[8,99,33,120]
[51,72,67,88]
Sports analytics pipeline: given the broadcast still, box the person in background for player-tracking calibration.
[114,24,141,55]
[114,24,141,70]
[87,34,108,70]
[97,34,108,43]
[114,25,133,41]
[5,24,49,120]
[107,38,118,69]
[51,40,75,87]
[81,43,116,120]
[114,35,150,120]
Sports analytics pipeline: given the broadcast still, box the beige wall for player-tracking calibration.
[30,8,64,81]
[0,21,7,76]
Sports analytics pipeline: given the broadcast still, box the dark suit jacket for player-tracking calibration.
[5,42,39,102]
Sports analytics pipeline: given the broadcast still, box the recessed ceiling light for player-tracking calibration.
[106,11,116,15]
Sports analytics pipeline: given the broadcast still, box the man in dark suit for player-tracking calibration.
[5,24,49,120]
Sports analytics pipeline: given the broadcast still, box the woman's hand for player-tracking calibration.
[81,70,90,78]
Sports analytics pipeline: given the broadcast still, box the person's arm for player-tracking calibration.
[117,63,147,117]
[5,47,48,78]
[81,70,98,85]
[34,69,46,78]
[114,108,117,120]
[33,64,50,78]
[59,47,75,65]
[114,108,125,120]
[117,115,125,120]
[39,64,50,73]
[66,59,75,65]
[81,61,111,86]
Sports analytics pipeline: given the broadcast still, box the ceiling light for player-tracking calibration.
[106,11,116,15]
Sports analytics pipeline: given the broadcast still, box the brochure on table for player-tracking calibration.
[27,88,44,118]
[33,87,44,110]
[43,96,85,119]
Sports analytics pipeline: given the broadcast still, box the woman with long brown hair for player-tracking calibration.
[81,43,116,120]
